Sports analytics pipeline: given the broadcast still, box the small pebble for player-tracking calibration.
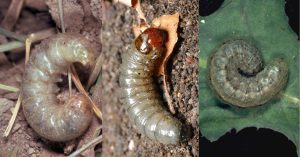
[188,98,193,105]
[28,148,34,154]
[128,140,135,151]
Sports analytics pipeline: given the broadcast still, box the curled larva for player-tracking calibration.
[119,28,189,144]
[22,33,95,142]
[207,39,288,107]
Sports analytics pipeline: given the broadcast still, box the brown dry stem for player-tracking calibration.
[57,0,66,33]
[0,84,19,92]
[70,65,103,120]
[86,53,104,90]
[3,95,22,137]
[68,135,103,157]
[0,0,25,64]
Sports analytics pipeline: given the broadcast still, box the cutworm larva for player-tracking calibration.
[207,39,288,107]
[22,33,94,142]
[119,28,189,144]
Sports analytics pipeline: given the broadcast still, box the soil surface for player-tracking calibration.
[99,1,199,157]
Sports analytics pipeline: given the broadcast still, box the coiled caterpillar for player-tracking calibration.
[119,28,189,144]
[22,33,94,142]
[207,39,288,107]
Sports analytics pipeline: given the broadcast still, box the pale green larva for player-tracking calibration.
[119,28,190,144]
[22,33,94,142]
[207,39,288,107]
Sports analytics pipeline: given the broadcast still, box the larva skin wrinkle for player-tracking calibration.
[207,39,288,107]
[22,33,94,142]
[119,28,188,144]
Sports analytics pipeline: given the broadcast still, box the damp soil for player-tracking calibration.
[99,1,199,157]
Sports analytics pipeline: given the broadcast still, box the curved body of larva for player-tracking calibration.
[22,33,95,142]
[207,39,288,107]
[119,28,188,144]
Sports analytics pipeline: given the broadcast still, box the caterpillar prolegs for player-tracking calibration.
[22,33,94,142]
[119,28,189,144]
[207,39,288,107]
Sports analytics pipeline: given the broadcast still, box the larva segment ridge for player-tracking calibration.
[22,33,94,142]
[207,39,288,107]
[120,28,189,144]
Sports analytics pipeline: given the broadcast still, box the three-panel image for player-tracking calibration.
[0,0,298,156]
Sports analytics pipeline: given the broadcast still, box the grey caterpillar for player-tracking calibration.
[207,39,288,107]
[22,33,94,142]
[119,28,189,144]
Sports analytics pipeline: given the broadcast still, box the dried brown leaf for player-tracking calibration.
[152,12,179,75]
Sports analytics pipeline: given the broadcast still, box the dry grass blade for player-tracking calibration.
[1,0,24,30]
[68,135,102,157]
[70,65,103,120]
[86,54,103,90]
[57,0,65,33]
[0,27,26,41]
[25,28,56,63]
[0,41,24,53]
[163,75,175,114]
[68,66,72,96]
[1,0,25,137]
[3,95,22,137]
[9,147,19,157]
[152,13,179,75]
[93,126,102,137]
[0,84,19,92]
[0,28,55,54]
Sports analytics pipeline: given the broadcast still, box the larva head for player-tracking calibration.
[134,28,167,60]
[56,33,95,67]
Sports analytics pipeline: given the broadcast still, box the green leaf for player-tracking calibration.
[199,0,300,154]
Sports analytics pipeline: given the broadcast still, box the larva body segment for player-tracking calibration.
[22,33,94,142]
[207,39,288,107]
[119,28,188,144]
